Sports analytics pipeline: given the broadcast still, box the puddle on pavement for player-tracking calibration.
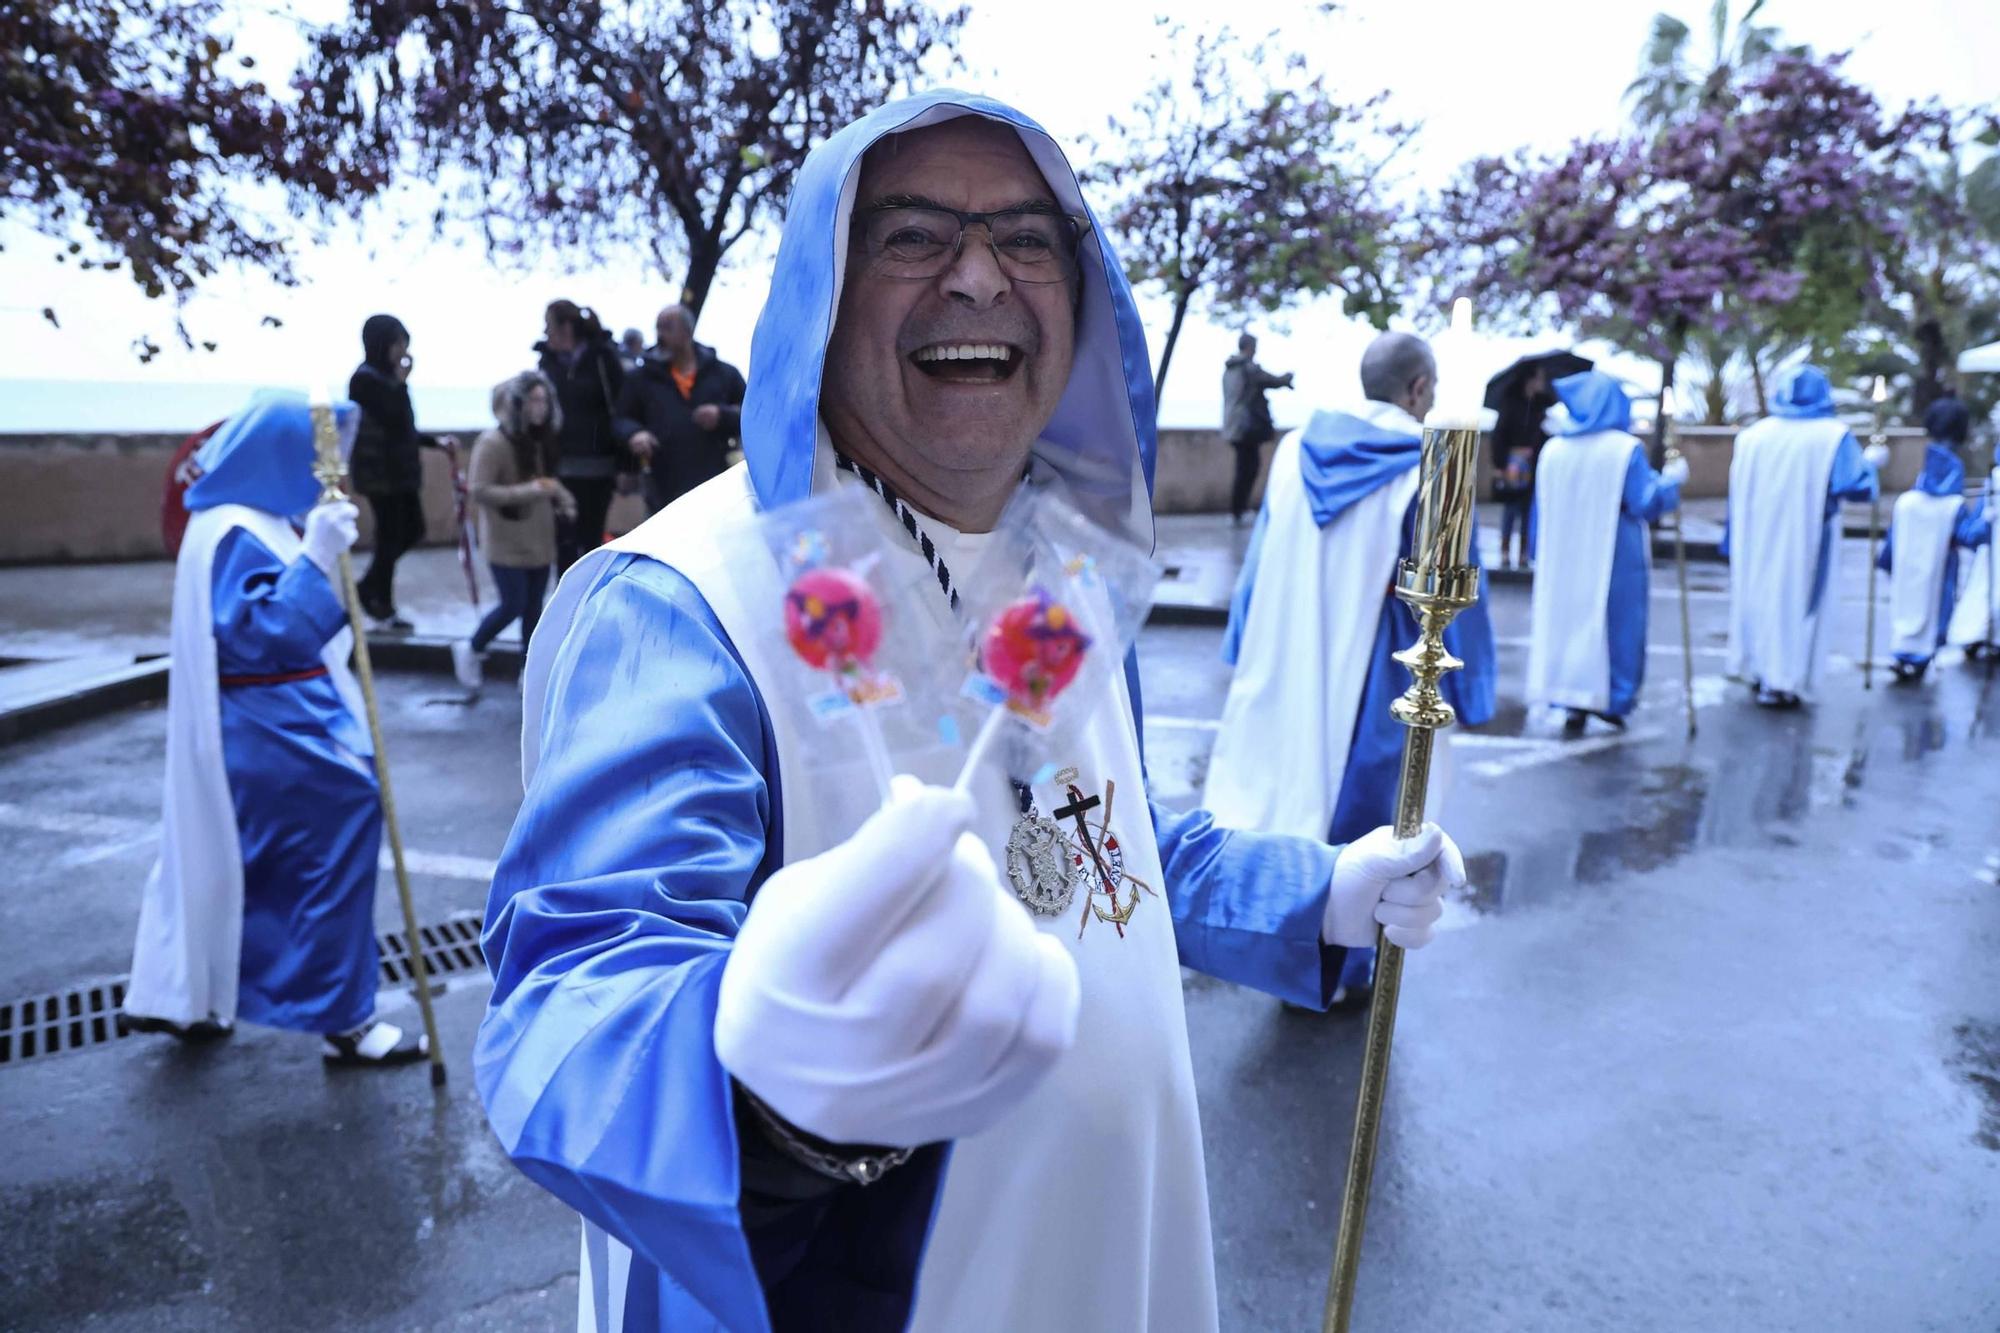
[1949,1020,2000,1151]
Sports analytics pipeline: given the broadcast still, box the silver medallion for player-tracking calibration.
[1005,813,1080,917]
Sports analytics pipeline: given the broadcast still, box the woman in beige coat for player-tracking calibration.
[452,371,575,689]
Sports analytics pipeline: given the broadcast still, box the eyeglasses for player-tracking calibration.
[854,204,1089,285]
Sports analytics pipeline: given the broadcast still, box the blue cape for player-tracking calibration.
[1915,442,1965,498]
[740,89,1158,548]
[1770,364,1836,420]
[186,391,356,518]
[1551,370,1632,435]
[1222,409,1423,664]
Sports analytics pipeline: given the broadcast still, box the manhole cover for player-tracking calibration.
[0,913,486,1070]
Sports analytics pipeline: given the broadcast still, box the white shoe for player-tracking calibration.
[451,638,484,690]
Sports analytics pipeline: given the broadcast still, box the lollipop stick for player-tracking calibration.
[952,706,1009,795]
[855,705,895,803]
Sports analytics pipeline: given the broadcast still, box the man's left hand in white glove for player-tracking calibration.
[1660,455,1691,488]
[302,500,360,579]
[1863,442,1891,471]
[1322,823,1463,950]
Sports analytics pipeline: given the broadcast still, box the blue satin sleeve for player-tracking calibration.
[1957,501,1993,550]
[1125,653,1345,1009]
[1827,432,1878,507]
[475,555,944,1332]
[1622,447,1680,522]
[211,527,348,671]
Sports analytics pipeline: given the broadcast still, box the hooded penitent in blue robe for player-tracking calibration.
[1216,404,1495,993]
[475,91,1350,1333]
[1876,441,1993,667]
[125,392,381,1034]
[1527,372,1681,717]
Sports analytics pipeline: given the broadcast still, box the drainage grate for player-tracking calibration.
[0,978,130,1066]
[378,913,488,987]
[0,913,486,1070]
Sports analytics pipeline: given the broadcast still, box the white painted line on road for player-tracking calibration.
[1495,636,1727,659]
[0,801,498,883]
[1467,728,1665,778]
[1147,715,1220,733]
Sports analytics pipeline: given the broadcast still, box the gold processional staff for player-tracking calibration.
[309,394,448,1087]
[1323,299,1487,1332]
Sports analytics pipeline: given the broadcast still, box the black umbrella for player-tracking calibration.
[1483,350,1594,412]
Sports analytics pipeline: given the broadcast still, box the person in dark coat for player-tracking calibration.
[613,304,748,514]
[1489,366,1555,569]
[536,300,628,573]
[1221,332,1293,525]
[347,314,456,628]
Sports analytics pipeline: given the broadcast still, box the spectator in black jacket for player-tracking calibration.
[614,304,747,514]
[347,314,457,628]
[536,300,628,572]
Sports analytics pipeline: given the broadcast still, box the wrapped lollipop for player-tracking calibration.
[727,488,951,819]
[954,584,1094,791]
[950,491,1159,793]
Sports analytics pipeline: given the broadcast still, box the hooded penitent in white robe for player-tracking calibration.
[1944,467,1999,653]
[1878,445,1993,669]
[1723,366,1878,698]
[474,91,1355,1333]
[1524,372,1681,719]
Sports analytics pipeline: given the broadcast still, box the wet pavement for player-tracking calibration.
[3,523,1998,1330]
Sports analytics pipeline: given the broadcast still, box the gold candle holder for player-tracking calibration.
[1322,413,1483,1333]
[308,401,448,1086]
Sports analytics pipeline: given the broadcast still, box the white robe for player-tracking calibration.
[124,505,363,1025]
[1525,430,1638,713]
[533,452,1216,1333]
[1725,416,1849,696]
[1946,471,2000,648]
[1203,402,1426,841]
[1887,489,1967,660]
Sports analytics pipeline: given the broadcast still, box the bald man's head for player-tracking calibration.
[1360,332,1436,420]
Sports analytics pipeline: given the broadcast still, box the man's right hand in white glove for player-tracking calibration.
[715,776,1081,1150]
[302,500,359,579]
[1659,455,1691,488]
[1321,823,1462,950]
[1863,442,1891,471]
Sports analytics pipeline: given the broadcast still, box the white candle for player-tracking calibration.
[1870,375,1887,404]
[1660,384,1677,418]
[1424,298,1491,430]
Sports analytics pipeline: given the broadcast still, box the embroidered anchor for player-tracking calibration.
[1050,771,1153,938]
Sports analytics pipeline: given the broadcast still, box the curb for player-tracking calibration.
[0,658,168,747]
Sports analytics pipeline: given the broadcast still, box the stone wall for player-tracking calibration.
[0,422,1970,563]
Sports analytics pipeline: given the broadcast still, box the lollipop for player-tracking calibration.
[784,567,883,676]
[782,561,896,798]
[954,586,1092,793]
[980,588,1092,720]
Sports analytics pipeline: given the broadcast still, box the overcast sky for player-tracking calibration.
[1,0,1994,430]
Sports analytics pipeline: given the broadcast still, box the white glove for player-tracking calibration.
[715,775,1081,1149]
[1322,823,1463,950]
[1863,443,1891,471]
[1659,456,1690,488]
[302,500,359,578]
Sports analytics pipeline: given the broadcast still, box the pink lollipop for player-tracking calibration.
[782,564,895,799]
[980,588,1091,715]
[954,587,1093,794]
[784,567,883,674]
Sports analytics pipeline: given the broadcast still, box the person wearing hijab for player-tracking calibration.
[121,392,428,1066]
[1524,371,1688,734]
[1877,395,1993,682]
[1723,364,1884,708]
[472,93,1466,1333]
[1205,329,1497,1008]
[347,314,457,630]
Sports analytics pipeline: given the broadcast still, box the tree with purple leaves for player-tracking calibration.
[1,0,387,359]
[1422,44,1966,437]
[1086,17,1412,413]
[289,0,965,318]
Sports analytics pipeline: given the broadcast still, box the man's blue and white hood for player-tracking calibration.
[740,89,1159,550]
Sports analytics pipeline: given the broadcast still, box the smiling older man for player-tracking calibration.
[474,91,1464,1333]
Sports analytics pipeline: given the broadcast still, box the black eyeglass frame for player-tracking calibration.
[852,203,1093,285]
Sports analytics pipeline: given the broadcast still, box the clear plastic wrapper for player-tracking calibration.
[949,488,1161,789]
[726,486,953,811]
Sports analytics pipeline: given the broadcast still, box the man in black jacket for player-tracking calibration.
[614,304,747,514]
